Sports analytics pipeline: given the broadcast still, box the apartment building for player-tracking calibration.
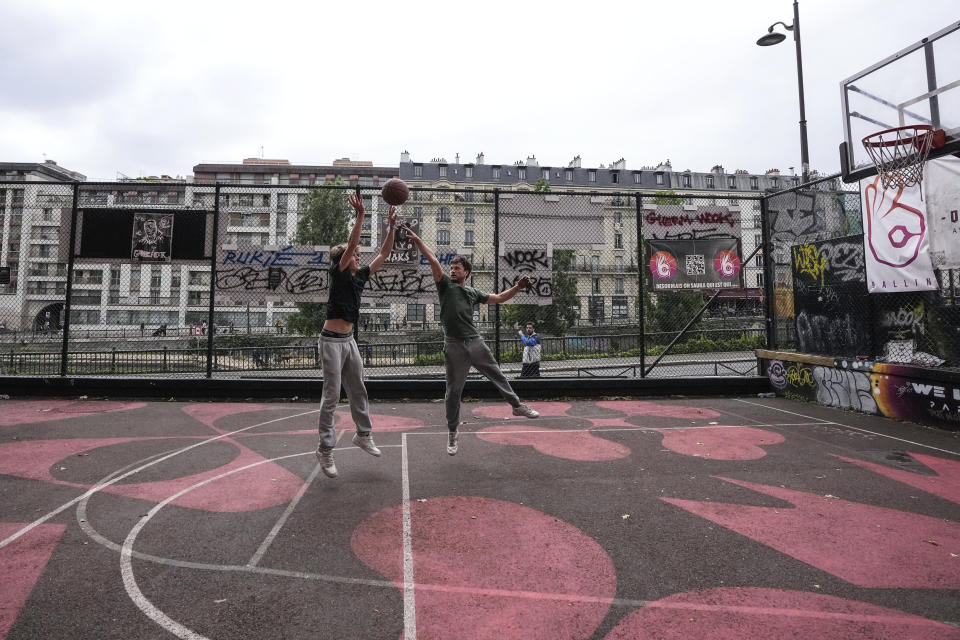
[397,152,807,325]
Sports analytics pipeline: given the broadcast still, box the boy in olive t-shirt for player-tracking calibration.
[403,225,540,456]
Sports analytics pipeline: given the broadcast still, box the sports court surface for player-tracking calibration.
[1,395,959,639]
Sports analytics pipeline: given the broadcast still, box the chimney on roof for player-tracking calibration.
[568,155,581,168]
[476,152,484,164]
[400,150,411,163]
[611,158,625,170]
[526,155,538,166]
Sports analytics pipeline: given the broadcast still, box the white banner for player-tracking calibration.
[925,156,960,269]
[859,174,937,293]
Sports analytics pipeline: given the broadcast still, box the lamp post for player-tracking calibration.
[757,0,810,184]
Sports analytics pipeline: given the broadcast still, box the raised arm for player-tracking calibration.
[486,275,532,305]
[369,207,397,273]
[340,192,366,271]
[402,224,444,282]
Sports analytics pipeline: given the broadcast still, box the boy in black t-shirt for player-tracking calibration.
[315,193,397,478]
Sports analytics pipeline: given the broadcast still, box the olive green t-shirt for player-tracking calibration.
[436,275,489,338]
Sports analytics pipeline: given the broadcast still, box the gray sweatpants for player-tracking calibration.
[444,336,520,432]
[317,334,373,449]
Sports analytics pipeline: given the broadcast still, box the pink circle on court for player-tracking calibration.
[656,426,785,460]
[596,400,722,420]
[477,424,631,461]
[472,402,571,419]
[353,496,617,640]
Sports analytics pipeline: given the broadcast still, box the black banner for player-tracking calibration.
[646,237,742,290]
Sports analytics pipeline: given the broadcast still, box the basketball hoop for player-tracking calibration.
[862,125,945,190]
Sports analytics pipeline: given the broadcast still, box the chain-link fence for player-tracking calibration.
[1,180,770,379]
[763,174,960,371]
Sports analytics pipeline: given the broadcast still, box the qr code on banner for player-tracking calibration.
[685,254,705,276]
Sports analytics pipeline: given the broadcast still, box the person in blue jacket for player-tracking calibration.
[519,322,541,378]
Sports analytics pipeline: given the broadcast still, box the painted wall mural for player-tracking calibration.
[765,357,960,430]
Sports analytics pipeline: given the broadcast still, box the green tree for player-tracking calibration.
[501,249,578,335]
[533,177,551,193]
[643,290,706,343]
[285,180,352,335]
[652,189,683,205]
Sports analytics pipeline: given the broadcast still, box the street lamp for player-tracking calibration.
[757,0,810,184]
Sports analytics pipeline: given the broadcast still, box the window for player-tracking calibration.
[542,168,550,180]
[110,267,121,286]
[682,174,691,188]
[493,166,501,179]
[771,177,779,189]
[591,255,599,271]
[755,254,764,267]
[464,229,474,246]
[588,296,605,322]
[518,167,526,180]
[614,211,623,224]
[465,166,473,178]
[414,206,423,217]
[277,193,288,211]
[655,173,664,185]
[464,188,474,202]
[750,176,759,189]
[611,172,619,184]
[464,208,475,223]
[437,207,451,222]
[414,165,423,177]
[728,176,737,189]
[238,194,254,207]
[705,176,715,188]
[615,277,624,294]
[588,170,596,182]
[685,197,693,205]
[754,214,762,228]
[755,233,762,246]
[633,172,641,184]
[42,207,54,221]
[729,197,738,205]
[612,296,628,319]
[593,277,601,293]
[615,256,623,271]
[565,169,573,181]
[406,303,425,322]
[756,273,764,287]
[439,165,447,178]
[437,229,451,245]
[614,233,623,249]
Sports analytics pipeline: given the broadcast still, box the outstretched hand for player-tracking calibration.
[347,193,364,214]
[388,207,398,228]
[400,223,419,241]
[517,275,532,290]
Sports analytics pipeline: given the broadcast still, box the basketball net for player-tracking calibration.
[862,125,945,197]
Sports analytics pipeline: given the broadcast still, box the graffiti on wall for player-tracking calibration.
[499,246,553,305]
[642,206,741,240]
[766,357,960,430]
[791,236,872,357]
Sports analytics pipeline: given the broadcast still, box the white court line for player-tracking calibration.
[401,432,418,640]
[735,399,960,457]
[248,430,346,567]
[0,408,320,551]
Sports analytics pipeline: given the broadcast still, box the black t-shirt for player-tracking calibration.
[326,265,370,323]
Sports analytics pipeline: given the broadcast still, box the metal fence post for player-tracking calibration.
[60,181,81,377]
[493,188,501,362]
[205,184,221,378]
[760,195,777,352]
[636,193,646,377]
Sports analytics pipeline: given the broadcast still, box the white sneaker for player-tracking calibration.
[353,433,382,457]
[316,446,338,478]
[512,403,540,418]
[447,431,459,456]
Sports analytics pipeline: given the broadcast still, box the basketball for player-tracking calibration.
[381,178,409,206]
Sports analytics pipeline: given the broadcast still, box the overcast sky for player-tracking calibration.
[1,0,956,181]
